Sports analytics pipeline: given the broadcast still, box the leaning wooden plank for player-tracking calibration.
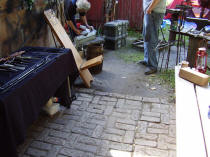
[196,85,210,156]
[179,67,209,86]
[175,66,207,157]
[80,55,103,70]
[44,9,93,87]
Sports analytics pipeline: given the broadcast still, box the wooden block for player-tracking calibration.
[80,55,103,70]
[43,103,60,116]
[179,67,209,86]
[181,61,189,68]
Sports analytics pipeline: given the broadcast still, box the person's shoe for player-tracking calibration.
[137,60,147,66]
[144,67,157,75]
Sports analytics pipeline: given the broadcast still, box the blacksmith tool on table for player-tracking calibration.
[2,63,25,71]
[186,17,210,31]
[0,51,25,63]
[0,66,18,72]
[0,64,19,72]
[16,55,41,60]
[0,56,51,94]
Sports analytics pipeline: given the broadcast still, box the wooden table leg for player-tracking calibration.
[187,36,207,68]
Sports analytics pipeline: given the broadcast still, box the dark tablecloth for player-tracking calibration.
[0,47,79,157]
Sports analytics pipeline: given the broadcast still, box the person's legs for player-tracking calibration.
[144,12,164,74]
[142,13,152,64]
[138,14,151,66]
[148,12,164,69]
[69,17,77,41]
[144,39,158,75]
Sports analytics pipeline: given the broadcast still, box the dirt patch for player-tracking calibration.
[75,37,175,102]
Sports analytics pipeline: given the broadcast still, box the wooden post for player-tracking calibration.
[187,36,207,68]
[104,0,116,22]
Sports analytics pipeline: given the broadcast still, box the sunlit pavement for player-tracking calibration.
[18,88,176,157]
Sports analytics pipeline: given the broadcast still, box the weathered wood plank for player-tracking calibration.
[175,66,207,157]
[80,55,103,70]
[187,37,207,68]
[44,9,93,88]
[179,67,209,86]
[196,85,210,156]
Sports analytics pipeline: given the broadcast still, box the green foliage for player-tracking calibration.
[205,46,210,82]
[207,71,210,82]
[159,24,190,47]
[207,62,210,82]
[24,0,34,10]
[159,24,170,42]
[158,69,175,89]
[116,51,144,63]
[22,0,55,11]
[96,26,102,36]
[115,30,144,63]
[127,28,142,38]
[207,48,210,55]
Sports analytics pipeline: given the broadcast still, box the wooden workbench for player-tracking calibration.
[169,29,209,67]
[186,31,209,67]
[175,66,210,157]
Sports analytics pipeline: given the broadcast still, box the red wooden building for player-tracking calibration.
[86,0,210,31]
[86,0,144,31]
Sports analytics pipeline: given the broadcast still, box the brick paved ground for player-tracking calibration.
[18,88,176,157]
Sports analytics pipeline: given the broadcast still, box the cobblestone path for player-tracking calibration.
[18,88,176,157]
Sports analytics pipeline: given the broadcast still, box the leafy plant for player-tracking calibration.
[127,28,142,38]
[116,51,144,63]
[23,0,35,10]
[158,69,175,89]
[115,30,144,63]
[207,62,210,82]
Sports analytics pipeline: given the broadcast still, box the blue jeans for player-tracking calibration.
[143,12,164,69]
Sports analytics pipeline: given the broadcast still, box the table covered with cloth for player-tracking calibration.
[0,47,79,157]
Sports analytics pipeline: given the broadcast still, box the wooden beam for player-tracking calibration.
[44,9,93,88]
[80,55,103,70]
[187,37,207,68]
[179,67,209,86]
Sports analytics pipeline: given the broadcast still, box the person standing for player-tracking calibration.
[138,0,166,75]
[64,0,93,39]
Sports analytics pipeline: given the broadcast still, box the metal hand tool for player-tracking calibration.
[3,63,25,70]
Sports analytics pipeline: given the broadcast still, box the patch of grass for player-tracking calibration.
[159,24,170,42]
[207,47,210,82]
[116,51,144,63]
[115,30,144,63]
[207,62,210,82]
[159,24,190,47]
[207,71,210,82]
[158,69,175,89]
[128,28,142,38]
